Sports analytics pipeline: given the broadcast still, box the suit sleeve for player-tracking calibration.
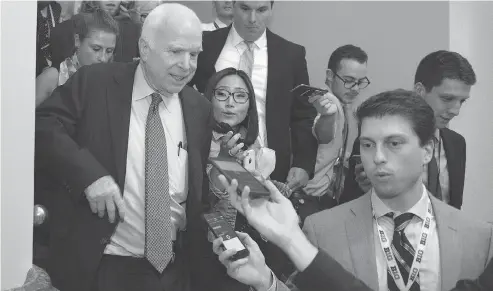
[294,250,374,291]
[290,46,318,178]
[35,66,109,200]
[453,257,493,291]
[339,138,365,204]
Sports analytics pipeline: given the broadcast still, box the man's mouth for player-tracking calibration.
[170,74,187,82]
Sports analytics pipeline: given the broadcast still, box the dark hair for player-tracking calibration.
[204,68,259,147]
[414,50,476,92]
[74,9,119,42]
[356,89,436,146]
[327,44,368,72]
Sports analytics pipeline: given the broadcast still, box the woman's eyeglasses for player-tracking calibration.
[213,88,250,104]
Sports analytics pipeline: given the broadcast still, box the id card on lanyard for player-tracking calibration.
[375,200,433,291]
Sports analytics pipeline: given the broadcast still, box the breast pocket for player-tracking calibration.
[171,148,188,199]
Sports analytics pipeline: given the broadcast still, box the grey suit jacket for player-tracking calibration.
[278,192,492,291]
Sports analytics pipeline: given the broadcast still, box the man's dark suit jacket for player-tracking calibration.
[50,15,140,70]
[293,250,492,291]
[340,127,466,209]
[35,61,218,291]
[190,26,318,182]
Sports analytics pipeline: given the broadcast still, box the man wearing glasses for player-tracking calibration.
[298,45,370,214]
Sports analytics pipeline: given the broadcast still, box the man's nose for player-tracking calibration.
[373,145,387,165]
[248,11,257,23]
[178,53,191,70]
[449,101,462,116]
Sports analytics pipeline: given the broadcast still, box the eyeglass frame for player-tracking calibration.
[212,88,251,104]
[333,73,371,90]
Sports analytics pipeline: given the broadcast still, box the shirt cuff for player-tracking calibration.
[312,113,322,139]
[249,269,277,291]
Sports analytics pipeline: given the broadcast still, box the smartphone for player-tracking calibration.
[203,212,249,261]
[290,84,329,98]
[209,157,270,199]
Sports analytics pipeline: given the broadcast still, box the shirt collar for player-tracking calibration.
[133,63,155,101]
[132,63,179,105]
[371,184,429,221]
[229,24,267,49]
[214,18,228,28]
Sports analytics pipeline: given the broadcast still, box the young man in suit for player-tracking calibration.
[35,4,218,291]
[342,51,475,209]
[190,1,318,189]
[214,89,493,291]
[212,172,493,291]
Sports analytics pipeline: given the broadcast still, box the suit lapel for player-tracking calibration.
[106,62,138,190]
[179,88,202,211]
[440,129,458,201]
[207,26,230,70]
[265,29,281,114]
[431,196,462,290]
[345,193,379,290]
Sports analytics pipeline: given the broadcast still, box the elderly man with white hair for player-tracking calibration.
[35,3,217,291]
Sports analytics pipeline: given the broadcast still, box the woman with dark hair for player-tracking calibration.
[205,67,291,228]
[35,9,119,107]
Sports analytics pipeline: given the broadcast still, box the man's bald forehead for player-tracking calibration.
[141,3,201,45]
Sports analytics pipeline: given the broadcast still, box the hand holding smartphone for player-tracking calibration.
[204,212,249,261]
[290,84,329,98]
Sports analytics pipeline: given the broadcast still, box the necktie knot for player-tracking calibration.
[244,40,255,51]
[394,212,414,232]
[151,92,162,106]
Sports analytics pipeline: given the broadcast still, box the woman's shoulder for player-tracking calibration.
[37,67,59,86]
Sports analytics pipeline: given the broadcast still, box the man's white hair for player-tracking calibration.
[140,3,201,48]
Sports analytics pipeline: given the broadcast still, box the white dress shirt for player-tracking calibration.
[215,24,269,147]
[372,186,441,291]
[422,130,450,203]
[105,64,188,257]
[202,18,229,31]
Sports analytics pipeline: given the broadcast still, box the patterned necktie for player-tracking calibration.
[145,93,173,273]
[427,143,442,200]
[387,213,421,291]
[239,40,255,78]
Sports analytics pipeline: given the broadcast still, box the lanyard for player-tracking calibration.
[213,21,219,29]
[375,200,433,291]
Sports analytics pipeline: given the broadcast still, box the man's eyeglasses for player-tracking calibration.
[334,73,370,90]
[213,88,250,104]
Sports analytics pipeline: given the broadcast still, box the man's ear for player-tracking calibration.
[74,34,81,50]
[414,82,427,97]
[423,138,434,165]
[138,38,149,62]
[325,69,334,87]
